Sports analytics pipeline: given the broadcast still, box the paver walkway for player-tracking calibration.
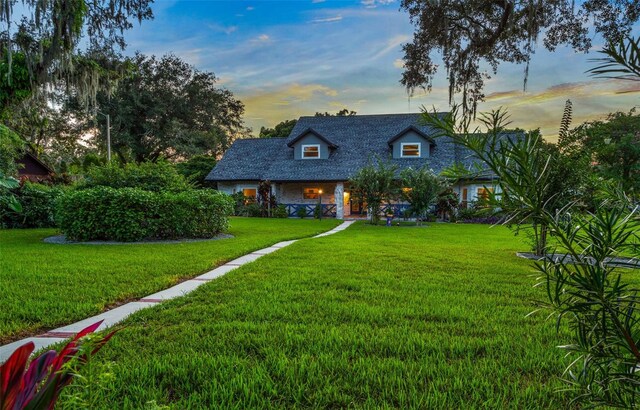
[0,221,355,362]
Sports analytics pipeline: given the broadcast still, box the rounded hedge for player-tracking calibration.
[56,187,234,242]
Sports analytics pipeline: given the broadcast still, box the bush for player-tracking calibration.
[1,182,65,228]
[272,204,289,218]
[79,161,191,192]
[57,187,233,242]
[296,206,307,219]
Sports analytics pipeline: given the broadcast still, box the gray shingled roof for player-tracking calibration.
[206,113,489,182]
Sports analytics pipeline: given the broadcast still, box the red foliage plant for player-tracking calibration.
[0,321,116,410]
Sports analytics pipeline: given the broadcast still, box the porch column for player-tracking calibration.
[335,182,344,219]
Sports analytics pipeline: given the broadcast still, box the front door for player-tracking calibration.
[350,198,366,215]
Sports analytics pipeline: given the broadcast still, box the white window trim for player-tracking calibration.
[302,144,321,159]
[400,142,421,158]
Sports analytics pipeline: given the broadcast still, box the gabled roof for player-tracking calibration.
[387,125,436,146]
[286,127,338,148]
[207,112,486,183]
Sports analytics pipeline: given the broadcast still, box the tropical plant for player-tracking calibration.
[0,321,116,410]
[400,166,441,226]
[588,35,640,81]
[534,194,640,408]
[436,187,459,222]
[349,157,399,225]
[1,182,65,228]
[423,106,583,255]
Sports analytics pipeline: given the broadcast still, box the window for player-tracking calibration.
[476,187,494,205]
[302,144,320,159]
[303,187,321,199]
[401,143,421,157]
[242,188,257,203]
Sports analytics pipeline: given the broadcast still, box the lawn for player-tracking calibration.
[52,222,621,409]
[0,217,340,343]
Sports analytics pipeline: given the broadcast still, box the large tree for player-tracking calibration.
[95,53,248,163]
[259,119,297,138]
[559,109,640,194]
[0,0,153,112]
[400,0,640,115]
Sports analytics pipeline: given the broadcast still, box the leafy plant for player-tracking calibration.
[272,204,288,219]
[1,182,65,228]
[79,161,192,193]
[534,199,640,408]
[296,206,307,219]
[400,166,441,226]
[0,320,116,410]
[422,106,564,255]
[350,156,399,225]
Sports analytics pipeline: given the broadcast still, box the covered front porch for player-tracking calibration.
[273,182,410,219]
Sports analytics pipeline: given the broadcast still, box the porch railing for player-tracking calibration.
[283,204,337,218]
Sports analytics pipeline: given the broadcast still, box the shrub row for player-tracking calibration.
[1,182,65,228]
[57,187,234,242]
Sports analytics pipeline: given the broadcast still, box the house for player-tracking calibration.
[16,151,54,183]
[206,113,497,219]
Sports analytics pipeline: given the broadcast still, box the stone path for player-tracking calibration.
[0,221,355,362]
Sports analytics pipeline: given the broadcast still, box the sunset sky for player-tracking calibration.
[125,0,640,140]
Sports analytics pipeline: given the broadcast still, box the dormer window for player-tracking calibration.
[302,144,320,159]
[401,143,421,158]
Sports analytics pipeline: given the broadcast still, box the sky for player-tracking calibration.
[124,0,640,140]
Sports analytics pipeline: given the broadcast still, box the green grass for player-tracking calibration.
[53,222,608,409]
[0,218,340,343]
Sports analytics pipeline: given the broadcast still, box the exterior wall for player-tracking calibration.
[292,134,331,160]
[391,131,430,159]
[217,181,259,196]
[455,180,501,207]
[278,182,337,205]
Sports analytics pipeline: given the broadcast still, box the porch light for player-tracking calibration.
[318,189,323,194]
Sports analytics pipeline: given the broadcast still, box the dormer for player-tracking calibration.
[388,125,435,159]
[287,128,338,160]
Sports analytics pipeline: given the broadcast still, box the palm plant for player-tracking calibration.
[588,36,640,81]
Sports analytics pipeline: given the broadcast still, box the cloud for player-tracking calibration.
[393,58,404,69]
[310,15,343,23]
[257,34,270,42]
[371,34,410,60]
[312,0,326,3]
[239,83,341,131]
[207,23,238,35]
[361,0,396,8]
[246,6,254,11]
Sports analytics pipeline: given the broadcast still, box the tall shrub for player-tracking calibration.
[349,157,399,225]
[400,166,441,225]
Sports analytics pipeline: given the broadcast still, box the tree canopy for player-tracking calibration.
[0,0,153,112]
[559,109,640,194]
[93,53,248,163]
[400,0,640,116]
[259,119,297,138]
